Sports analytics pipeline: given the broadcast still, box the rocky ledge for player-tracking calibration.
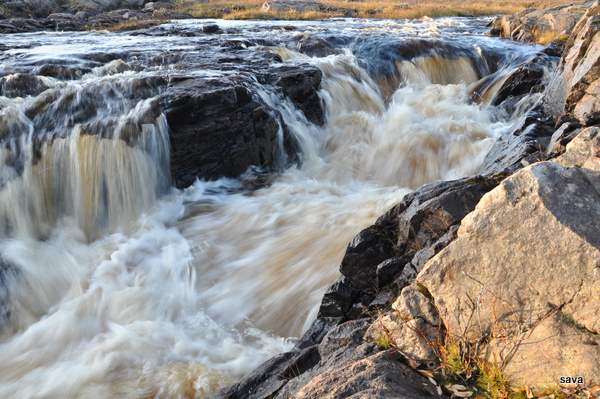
[0,23,325,189]
[223,3,600,398]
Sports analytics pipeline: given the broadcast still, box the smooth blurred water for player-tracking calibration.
[0,17,542,398]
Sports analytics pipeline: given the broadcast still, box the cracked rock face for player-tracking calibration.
[365,285,442,365]
[417,161,600,386]
[557,4,600,126]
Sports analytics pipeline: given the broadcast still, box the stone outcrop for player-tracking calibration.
[490,2,591,44]
[0,22,324,189]
[554,3,600,126]
[264,65,324,125]
[162,62,323,188]
[418,160,600,386]
[163,77,281,188]
[220,318,439,399]
[365,285,442,366]
[476,52,559,175]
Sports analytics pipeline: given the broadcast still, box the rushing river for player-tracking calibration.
[0,17,544,398]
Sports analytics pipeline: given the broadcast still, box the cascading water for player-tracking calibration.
[0,17,547,398]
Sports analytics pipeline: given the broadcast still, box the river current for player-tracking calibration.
[0,17,543,398]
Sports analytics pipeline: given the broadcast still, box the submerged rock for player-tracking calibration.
[266,64,324,126]
[0,73,51,97]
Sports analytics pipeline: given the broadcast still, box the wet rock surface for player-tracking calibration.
[163,77,281,188]
[0,23,326,187]
[220,319,439,399]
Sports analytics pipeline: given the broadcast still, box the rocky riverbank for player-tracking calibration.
[0,0,189,32]
[221,3,600,398]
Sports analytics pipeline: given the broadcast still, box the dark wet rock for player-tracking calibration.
[542,40,566,57]
[202,23,221,34]
[409,225,458,273]
[34,64,89,80]
[0,257,19,332]
[296,35,340,57]
[218,346,320,399]
[376,256,410,289]
[0,73,50,97]
[479,106,554,175]
[162,77,281,188]
[267,64,324,125]
[317,277,362,320]
[305,176,503,346]
[340,176,501,292]
[220,319,438,399]
[491,56,551,106]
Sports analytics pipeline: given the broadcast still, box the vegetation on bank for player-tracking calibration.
[173,0,583,20]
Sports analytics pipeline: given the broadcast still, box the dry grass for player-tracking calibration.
[174,0,581,20]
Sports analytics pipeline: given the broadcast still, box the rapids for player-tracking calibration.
[0,17,546,398]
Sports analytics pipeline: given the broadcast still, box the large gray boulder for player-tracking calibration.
[417,160,600,387]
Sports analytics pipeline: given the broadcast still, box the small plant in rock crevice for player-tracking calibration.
[374,333,393,350]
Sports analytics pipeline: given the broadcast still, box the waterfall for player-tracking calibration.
[0,78,170,240]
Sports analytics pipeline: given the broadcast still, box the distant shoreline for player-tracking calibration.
[0,0,583,33]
